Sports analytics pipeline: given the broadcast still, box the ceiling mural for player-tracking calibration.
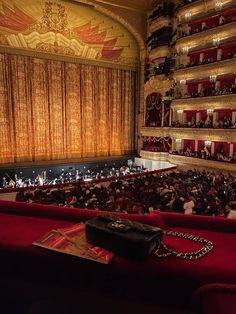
[0,0,139,67]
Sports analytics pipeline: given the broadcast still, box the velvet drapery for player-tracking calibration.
[0,53,136,163]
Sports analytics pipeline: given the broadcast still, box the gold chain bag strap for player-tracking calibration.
[155,230,213,260]
[86,214,213,261]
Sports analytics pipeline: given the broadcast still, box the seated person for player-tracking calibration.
[204,115,212,128]
[185,145,193,157]
[201,146,210,159]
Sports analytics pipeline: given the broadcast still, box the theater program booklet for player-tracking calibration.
[33,223,114,264]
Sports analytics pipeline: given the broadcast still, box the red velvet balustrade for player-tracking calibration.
[145,93,162,127]
[143,137,172,152]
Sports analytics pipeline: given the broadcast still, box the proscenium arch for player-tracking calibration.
[69,0,147,152]
[70,0,146,58]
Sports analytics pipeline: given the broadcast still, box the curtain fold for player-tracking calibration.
[0,53,136,163]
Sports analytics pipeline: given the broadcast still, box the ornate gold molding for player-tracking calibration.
[139,150,236,172]
[140,150,169,161]
[177,0,207,22]
[144,75,173,99]
[174,58,236,81]
[72,0,146,52]
[149,46,171,62]
[0,45,136,70]
[168,154,236,172]
[140,127,170,137]
[140,126,236,142]
[171,94,236,110]
[149,17,171,34]
[169,128,236,142]
[175,21,236,53]
[177,0,235,24]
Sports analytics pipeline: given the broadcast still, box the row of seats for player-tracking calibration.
[0,199,236,313]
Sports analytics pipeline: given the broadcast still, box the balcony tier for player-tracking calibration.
[174,57,236,82]
[149,17,172,34]
[171,94,236,110]
[140,126,236,142]
[177,0,235,24]
[149,46,171,62]
[140,150,236,172]
[175,21,236,53]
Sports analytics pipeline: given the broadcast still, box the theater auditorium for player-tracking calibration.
[0,0,236,313]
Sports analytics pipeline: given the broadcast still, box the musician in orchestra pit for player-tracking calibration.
[2,177,9,189]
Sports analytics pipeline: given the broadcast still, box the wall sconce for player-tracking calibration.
[177,110,184,114]
[215,1,223,10]
[213,37,220,47]
[205,141,212,146]
[180,79,186,85]
[182,46,189,54]
[185,12,192,21]
[207,109,214,115]
[176,138,182,143]
[209,75,217,82]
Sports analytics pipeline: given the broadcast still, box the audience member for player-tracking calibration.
[15,169,236,219]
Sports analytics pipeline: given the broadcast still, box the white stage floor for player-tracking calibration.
[134,157,176,171]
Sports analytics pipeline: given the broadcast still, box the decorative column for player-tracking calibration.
[138,49,147,152]
[177,110,184,124]
[229,143,234,157]
[211,142,215,155]
[194,140,198,152]
[196,111,201,123]
[232,111,236,124]
[199,53,204,63]
[215,80,220,90]
[217,48,223,61]
[183,111,187,124]
[213,111,218,126]
[161,102,165,127]
[198,83,203,93]
[175,139,182,152]
[169,108,173,126]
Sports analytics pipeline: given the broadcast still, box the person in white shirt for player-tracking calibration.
[183,195,195,215]
[225,205,236,219]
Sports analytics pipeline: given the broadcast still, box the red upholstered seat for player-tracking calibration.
[0,207,236,310]
[0,200,165,227]
[193,283,236,314]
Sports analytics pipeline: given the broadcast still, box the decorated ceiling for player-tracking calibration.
[77,0,159,13]
[0,0,139,67]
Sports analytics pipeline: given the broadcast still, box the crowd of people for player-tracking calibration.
[175,83,236,99]
[177,49,236,70]
[171,148,236,163]
[172,115,236,129]
[15,169,236,218]
[177,14,232,39]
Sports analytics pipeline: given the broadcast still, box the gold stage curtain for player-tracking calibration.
[0,53,136,163]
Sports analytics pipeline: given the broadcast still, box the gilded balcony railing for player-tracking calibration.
[174,57,236,81]
[140,126,236,142]
[171,94,236,110]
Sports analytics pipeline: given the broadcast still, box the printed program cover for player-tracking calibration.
[33,223,114,264]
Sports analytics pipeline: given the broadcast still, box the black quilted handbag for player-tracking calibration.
[85,214,162,260]
[85,214,214,261]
